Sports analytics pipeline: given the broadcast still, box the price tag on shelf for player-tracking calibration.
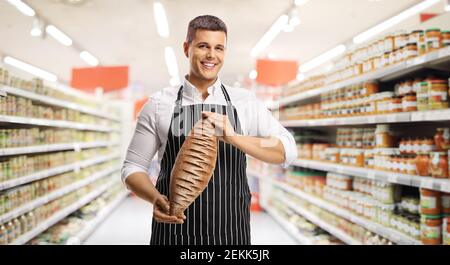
[441,181,450,193]
[368,116,376,124]
[387,115,397,123]
[388,175,398,183]
[420,178,434,189]
[367,171,375,180]
[73,143,81,153]
[0,85,6,97]
[438,47,450,58]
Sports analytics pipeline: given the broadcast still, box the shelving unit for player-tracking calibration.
[264,205,314,245]
[10,179,121,245]
[293,159,450,193]
[0,153,120,191]
[275,46,450,109]
[66,191,129,245]
[0,85,120,122]
[0,165,120,224]
[248,170,422,245]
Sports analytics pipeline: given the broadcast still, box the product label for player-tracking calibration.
[442,196,450,208]
[421,195,437,209]
[422,226,441,239]
[403,101,418,109]
[430,91,448,101]
[431,153,440,165]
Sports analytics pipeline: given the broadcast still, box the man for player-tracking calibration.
[122,15,297,245]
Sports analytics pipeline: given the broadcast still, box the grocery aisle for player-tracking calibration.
[84,195,297,245]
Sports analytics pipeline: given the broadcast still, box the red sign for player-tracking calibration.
[71,66,129,92]
[256,59,298,86]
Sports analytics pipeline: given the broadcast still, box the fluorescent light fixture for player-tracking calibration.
[289,16,301,27]
[6,0,35,16]
[283,23,295,33]
[30,18,44,37]
[165,46,179,79]
[296,73,305,82]
[46,25,73,46]
[30,28,42,37]
[251,15,288,57]
[153,2,170,38]
[3,56,57,82]
[80,51,99,66]
[294,0,309,6]
[249,70,258,80]
[353,0,440,44]
[299,44,346,73]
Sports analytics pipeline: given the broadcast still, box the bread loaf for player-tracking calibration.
[169,119,218,218]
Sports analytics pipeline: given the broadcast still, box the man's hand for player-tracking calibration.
[152,194,186,224]
[202,111,236,144]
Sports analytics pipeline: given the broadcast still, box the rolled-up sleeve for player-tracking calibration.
[121,96,161,186]
[246,92,298,168]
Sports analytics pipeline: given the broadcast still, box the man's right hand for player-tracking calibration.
[153,194,185,224]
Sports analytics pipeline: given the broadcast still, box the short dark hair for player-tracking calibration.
[186,15,227,43]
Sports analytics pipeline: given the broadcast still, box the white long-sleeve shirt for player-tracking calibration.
[121,76,297,184]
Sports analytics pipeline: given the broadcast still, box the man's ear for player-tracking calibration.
[183,42,189,58]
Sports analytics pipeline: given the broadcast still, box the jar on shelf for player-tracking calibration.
[430,152,448,179]
[364,149,374,169]
[421,189,441,215]
[443,31,450,47]
[402,93,418,112]
[389,96,403,113]
[421,215,442,245]
[442,193,450,215]
[417,81,430,111]
[428,79,449,110]
[425,28,442,52]
[444,216,450,245]
[421,138,436,154]
[409,30,424,46]
[375,124,395,148]
[407,155,418,175]
[434,128,450,151]
[416,152,431,176]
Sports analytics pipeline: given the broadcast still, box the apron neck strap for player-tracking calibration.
[175,84,233,107]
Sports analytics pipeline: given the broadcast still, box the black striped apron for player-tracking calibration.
[150,84,251,245]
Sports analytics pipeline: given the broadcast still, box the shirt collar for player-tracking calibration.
[183,75,222,100]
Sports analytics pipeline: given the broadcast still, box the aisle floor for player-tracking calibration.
[84,195,296,245]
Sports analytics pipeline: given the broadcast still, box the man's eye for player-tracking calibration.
[216,47,224,51]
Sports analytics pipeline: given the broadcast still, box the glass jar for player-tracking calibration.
[375,124,395,148]
[421,215,442,245]
[409,30,424,46]
[444,216,450,245]
[430,152,449,179]
[421,189,441,215]
[426,28,442,52]
[428,79,449,110]
[434,128,450,152]
[417,81,429,111]
[443,31,450,47]
[442,193,450,215]
[389,96,403,113]
[402,93,418,112]
[416,152,430,176]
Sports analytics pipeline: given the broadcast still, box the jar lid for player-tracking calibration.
[411,30,424,34]
[421,214,442,219]
[426,28,441,32]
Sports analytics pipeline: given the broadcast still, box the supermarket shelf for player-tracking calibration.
[0,115,116,132]
[10,180,120,245]
[0,165,120,224]
[275,47,450,108]
[281,109,450,127]
[0,141,119,157]
[0,153,121,191]
[277,195,361,245]
[1,85,120,122]
[257,175,422,245]
[293,159,450,193]
[66,191,130,245]
[264,205,314,245]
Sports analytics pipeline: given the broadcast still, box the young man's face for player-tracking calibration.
[184,29,226,82]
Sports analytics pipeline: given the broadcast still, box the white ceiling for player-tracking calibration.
[0,0,447,97]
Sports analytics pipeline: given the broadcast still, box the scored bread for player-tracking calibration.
[169,119,218,218]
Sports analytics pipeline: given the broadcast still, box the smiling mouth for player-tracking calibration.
[201,62,217,70]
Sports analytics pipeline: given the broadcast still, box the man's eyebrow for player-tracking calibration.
[196,42,210,46]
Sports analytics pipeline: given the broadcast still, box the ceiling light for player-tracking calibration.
[80,51,99,66]
[289,16,301,27]
[294,0,309,6]
[46,25,73,46]
[353,0,440,44]
[6,0,35,16]
[283,23,295,33]
[153,2,170,38]
[249,70,258,80]
[30,18,45,37]
[251,15,289,58]
[445,0,450,11]
[299,44,346,73]
[296,73,305,82]
[3,56,58,82]
[165,46,179,79]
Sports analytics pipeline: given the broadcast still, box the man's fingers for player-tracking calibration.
[154,209,183,223]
